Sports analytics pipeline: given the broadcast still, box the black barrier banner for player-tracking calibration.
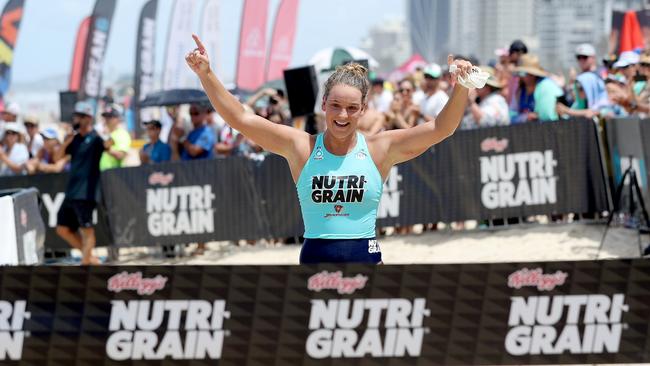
[234,120,611,237]
[252,154,304,238]
[0,260,649,364]
[396,118,610,223]
[0,172,112,249]
[100,158,267,246]
[606,118,649,202]
[99,119,610,243]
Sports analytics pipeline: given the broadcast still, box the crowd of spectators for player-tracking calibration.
[2,40,650,175]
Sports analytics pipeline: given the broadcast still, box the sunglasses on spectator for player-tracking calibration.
[24,123,37,128]
[576,55,589,61]
[641,63,650,67]
[5,131,18,135]
[189,110,202,116]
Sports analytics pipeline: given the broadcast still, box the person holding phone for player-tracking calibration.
[54,101,105,265]
[186,35,473,264]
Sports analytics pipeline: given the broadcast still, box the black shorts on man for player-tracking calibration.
[57,199,96,230]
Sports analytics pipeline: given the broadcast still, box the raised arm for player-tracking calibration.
[186,35,308,159]
[372,55,473,166]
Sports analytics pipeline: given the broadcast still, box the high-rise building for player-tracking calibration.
[408,0,650,72]
[360,18,411,74]
[411,0,536,65]
[408,0,451,63]
[535,0,613,72]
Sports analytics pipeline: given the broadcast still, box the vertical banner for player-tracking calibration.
[68,16,91,92]
[0,0,25,101]
[133,0,158,133]
[265,0,300,82]
[235,0,269,90]
[199,0,220,76]
[161,0,197,90]
[77,0,117,113]
[609,9,650,54]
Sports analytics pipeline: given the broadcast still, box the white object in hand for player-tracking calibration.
[449,64,490,89]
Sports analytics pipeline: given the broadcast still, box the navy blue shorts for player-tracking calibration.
[299,237,382,264]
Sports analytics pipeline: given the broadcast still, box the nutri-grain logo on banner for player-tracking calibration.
[480,137,558,209]
[0,301,30,360]
[146,171,216,237]
[105,271,230,360]
[378,166,402,219]
[306,270,431,359]
[505,268,630,356]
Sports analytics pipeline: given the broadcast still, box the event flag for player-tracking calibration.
[265,0,300,82]
[0,0,25,101]
[69,16,90,92]
[200,0,220,76]
[235,0,269,90]
[133,0,158,131]
[161,0,197,90]
[76,0,117,114]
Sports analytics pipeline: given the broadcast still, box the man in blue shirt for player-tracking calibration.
[140,120,171,164]
[179,103,215,160]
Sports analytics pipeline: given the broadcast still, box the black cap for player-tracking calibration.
[509,40,528,54]
[143,120,162,128]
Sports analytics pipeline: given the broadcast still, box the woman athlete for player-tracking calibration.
[186,35,474,264]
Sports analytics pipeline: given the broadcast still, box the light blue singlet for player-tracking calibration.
[296,132,383,239]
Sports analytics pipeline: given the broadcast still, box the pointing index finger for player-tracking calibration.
[192,34,206,53]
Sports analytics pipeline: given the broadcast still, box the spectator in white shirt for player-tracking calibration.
[462,66,511,129]
[368,78,393,113]
[420,63,449,122]
[0,122,29,176]
[23,114,43,158]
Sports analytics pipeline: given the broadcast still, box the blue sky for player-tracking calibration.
[11,0,405,87]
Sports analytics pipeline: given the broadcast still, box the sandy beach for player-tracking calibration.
[111,222,645,265]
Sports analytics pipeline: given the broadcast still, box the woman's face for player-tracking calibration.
[321,84,366,139]
[44,138,58,150]
[4,131,18,146]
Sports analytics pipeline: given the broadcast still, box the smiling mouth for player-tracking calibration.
[334,120,350,127]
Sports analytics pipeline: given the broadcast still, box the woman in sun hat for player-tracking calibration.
[510,54,564,123]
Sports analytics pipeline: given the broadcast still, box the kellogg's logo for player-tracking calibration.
[481,137,509,153]
[107,271,168,295]
[148,172,174,186]
[308,270,368,295]
[508,267,568,291]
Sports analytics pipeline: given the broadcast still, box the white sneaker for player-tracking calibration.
[449,65,490,89]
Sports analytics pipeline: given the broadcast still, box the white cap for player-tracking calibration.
[3,102,20,116]
[613,51,640,68]
[575,43,596,57]
[4,122,22,134]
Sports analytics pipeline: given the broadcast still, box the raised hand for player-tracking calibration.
[186,34,211,75]
[447,54,473,84]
